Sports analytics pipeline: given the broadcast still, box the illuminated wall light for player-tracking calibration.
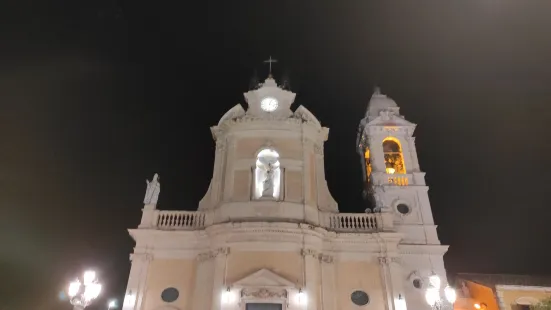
[124,292,137,307]
[396,294,408,310]
[221,287,236,305]
[296,289,308,306]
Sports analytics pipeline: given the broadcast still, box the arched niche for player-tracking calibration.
[253,148,282,200]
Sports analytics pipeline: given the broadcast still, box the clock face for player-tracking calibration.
[260,97,279,112]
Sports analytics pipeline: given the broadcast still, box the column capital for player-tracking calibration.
[130,253,153,262]
[197,247,230,262]
[378,256,401,265]
[319,254,334,264]
[301,248,319,258]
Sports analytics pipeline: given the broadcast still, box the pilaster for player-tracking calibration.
[319,253,337,310]
[211,247,230,310]
[301,249,319,310]
[122,253,152,310]
[379,256,406,310]
[192,251,217,310]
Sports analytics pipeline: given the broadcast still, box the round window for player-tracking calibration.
[161,287,179,303]
[397,203,410,215]
[413,278,423,289]
[351,290,370,306]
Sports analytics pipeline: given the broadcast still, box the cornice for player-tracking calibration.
[399,244,449,255]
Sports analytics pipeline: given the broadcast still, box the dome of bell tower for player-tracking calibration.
[366,87,398,121]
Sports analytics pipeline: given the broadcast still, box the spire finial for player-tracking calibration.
[263,56,278,78]
[374,86,381,95]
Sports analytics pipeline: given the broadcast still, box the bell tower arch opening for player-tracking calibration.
[382,137,406,174]
[254,148,281,200]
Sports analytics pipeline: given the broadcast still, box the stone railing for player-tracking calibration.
[156,210,209,230]
[372,173,412,186]
[324,213,380,232]
[142,209,392,232]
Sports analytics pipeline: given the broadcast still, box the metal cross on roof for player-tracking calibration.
[263,56,278,75]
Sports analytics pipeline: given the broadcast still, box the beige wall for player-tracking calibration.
[498,288,551,310]
[335,261,385,309]
[233,169,251,201]
[227,251,302,285]
[143,259,196,310]
[234,137,303,160]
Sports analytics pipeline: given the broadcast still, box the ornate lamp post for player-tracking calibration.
[425,273,457,310]
[67,270,102,310]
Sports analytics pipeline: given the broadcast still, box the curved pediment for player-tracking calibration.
[218,104,246,126]
[233,268,296,288]
[293,105,321,128]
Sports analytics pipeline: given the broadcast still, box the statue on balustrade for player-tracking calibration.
[144,173,161,204]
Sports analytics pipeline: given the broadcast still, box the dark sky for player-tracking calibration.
[1,0,551,309]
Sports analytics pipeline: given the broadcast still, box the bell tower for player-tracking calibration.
[357,88,451,310]
[357,87,441,245]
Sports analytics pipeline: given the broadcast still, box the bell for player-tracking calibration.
[385,162,396,174]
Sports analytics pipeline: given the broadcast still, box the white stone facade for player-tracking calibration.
[122,78,450,310]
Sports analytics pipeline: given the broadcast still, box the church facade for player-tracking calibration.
[121,76,450,310]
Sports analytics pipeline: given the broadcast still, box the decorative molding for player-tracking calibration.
[313,143,324,156]
[196,251,217,262]
[130,253,153,262]
[301,248,319,258]
[216,140,226,153]
[378,257,390,265]
[391,257,401,264]
[196,247,230,262]
[319,254,334,264]
[241,288,288,299]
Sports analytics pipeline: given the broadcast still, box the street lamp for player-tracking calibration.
[67,270,102,310]
[108,299,117,309]
[424,273,456,310]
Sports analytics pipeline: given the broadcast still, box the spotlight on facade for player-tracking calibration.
[444,285,457,304]
[221,287,236,304]
[396,294,408,310]
[296,289,308,306]
[124,292,136,307]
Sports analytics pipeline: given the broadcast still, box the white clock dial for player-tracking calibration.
[260,97,279,112]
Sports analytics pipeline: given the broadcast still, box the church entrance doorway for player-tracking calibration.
[245,303,282,310]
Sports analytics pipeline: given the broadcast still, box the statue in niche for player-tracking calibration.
[144,173,161,204]
[262,162,276,197]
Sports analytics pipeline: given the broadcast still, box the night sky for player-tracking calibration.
[1,1,551,309]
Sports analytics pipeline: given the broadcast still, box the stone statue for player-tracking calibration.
[144,173,160,204]
[262,163,275,197]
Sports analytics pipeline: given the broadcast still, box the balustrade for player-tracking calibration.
[326,213,379,232]
[156,210,207,230]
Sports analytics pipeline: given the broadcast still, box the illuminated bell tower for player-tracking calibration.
[357,87,440,244]
[357,88,450,309]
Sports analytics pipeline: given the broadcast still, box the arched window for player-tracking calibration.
[254,149,281,199]
[383,138,406,174]
[364,148,372,179]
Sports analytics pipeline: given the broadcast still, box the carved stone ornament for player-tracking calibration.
[378,257,390,265]
[313,143,324,156]
[196,251,217,262]
[216,140,226,152]
[301,248,319,258]
[378,256,401,265]
[319,254,334,264]
[196,247,230,262]
[241,288,288,299]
